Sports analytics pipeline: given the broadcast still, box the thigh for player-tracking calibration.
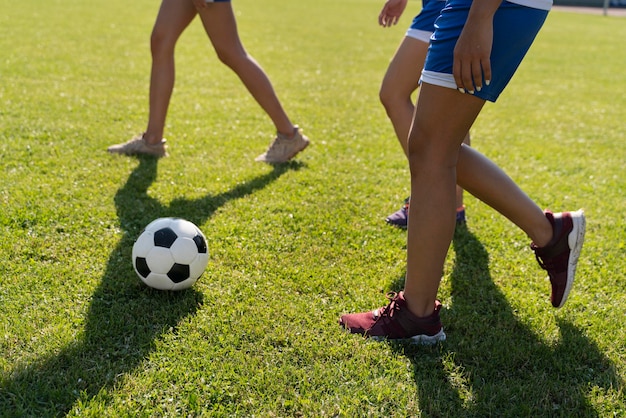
[382,36,429,97]
[152,0,197,45]
[152,0,197,43]
[410,82,484,162]
[196,2,244,53]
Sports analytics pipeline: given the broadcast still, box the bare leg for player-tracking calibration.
[379,37,426,158]
[379,36,468,209]
[403,84,478,316]
[196,3,295,136]
[456,133,469,210]
[144,0,198,145]
[403,83,552,318]
[456,144,552,246]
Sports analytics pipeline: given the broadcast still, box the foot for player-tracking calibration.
[386,198,466,229]
[385,197,410,229]
[531,209,586,308]
[255,126,309,163]
[107,134,168,157]
[456,205,466,223]
[339,291,446,344]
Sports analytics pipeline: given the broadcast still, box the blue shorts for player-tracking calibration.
[406,0,446,43]
[421,0,549,102]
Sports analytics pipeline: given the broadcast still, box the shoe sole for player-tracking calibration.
[107,150,168,158]
[385,219,407,229]
[372,328,446,345]
[556,209,586,308]
[385,219,466,229]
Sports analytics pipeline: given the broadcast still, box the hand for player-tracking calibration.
[452,10,495,93]
[378,0,408,27]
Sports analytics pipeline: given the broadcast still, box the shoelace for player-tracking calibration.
[535,250,567,273]
[376,292,401,320]
[535,254,549,270]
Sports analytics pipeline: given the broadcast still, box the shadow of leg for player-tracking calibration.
[0,157,302,415]
[390,224,622,416]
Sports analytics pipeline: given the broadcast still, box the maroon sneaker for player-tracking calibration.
[531,210,586,308]
[339,292,446,344]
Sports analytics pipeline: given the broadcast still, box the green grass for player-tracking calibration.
[1,0,625,416]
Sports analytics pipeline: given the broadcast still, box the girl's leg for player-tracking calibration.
[196,3,294,136]
[379,36,427,157]
[403,83,485,317]
[456,144,552,246]
[456,133,469,217]
[339,83,481,338]
[144,0,198,144]
[380,36,468,219]
[404,83,553,317]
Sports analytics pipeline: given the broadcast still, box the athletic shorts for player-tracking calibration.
[421,0,549,102]
[406,0,446,43]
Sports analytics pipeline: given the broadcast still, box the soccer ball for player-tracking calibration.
[132,217,209,290]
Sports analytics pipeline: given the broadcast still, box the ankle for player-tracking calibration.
[531,212,555,249]
[403,293,436,318]
[142,132,164,146]
[277,126,298,139]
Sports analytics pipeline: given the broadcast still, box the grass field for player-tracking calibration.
[1,0,625,416]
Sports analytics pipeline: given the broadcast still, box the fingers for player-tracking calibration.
[378,12,399,27]
[453,61,490,94]
[378,3,402,27]
[378,11,387,26]
[452,23,493,94]
[453,53,492,95]
[481,58,492,89]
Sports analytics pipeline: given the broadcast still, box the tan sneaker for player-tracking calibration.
[255,126,309,163]
[107,134,168,157]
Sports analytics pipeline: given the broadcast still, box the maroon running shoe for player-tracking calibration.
[531,210,586,308]
[339,292,446,344]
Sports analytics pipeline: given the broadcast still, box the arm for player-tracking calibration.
[379,0,409,27]
[453,0,502,93]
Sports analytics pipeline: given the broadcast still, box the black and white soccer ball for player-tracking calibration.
[132,218,209,290]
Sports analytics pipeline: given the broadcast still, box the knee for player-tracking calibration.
[407,139,428,174]
[150,28,164,53]
[214,44,245,69]
[150,27,176,58]
[214,47,232,66]
[407,131,457,174]
[408,149,456,180]
[378,82,397,112]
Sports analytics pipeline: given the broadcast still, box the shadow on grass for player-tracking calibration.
[391,224,622,417]
[0,157,301,416]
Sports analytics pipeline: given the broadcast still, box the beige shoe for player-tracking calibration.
[107,134,168,157]
[255,126,309,163]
